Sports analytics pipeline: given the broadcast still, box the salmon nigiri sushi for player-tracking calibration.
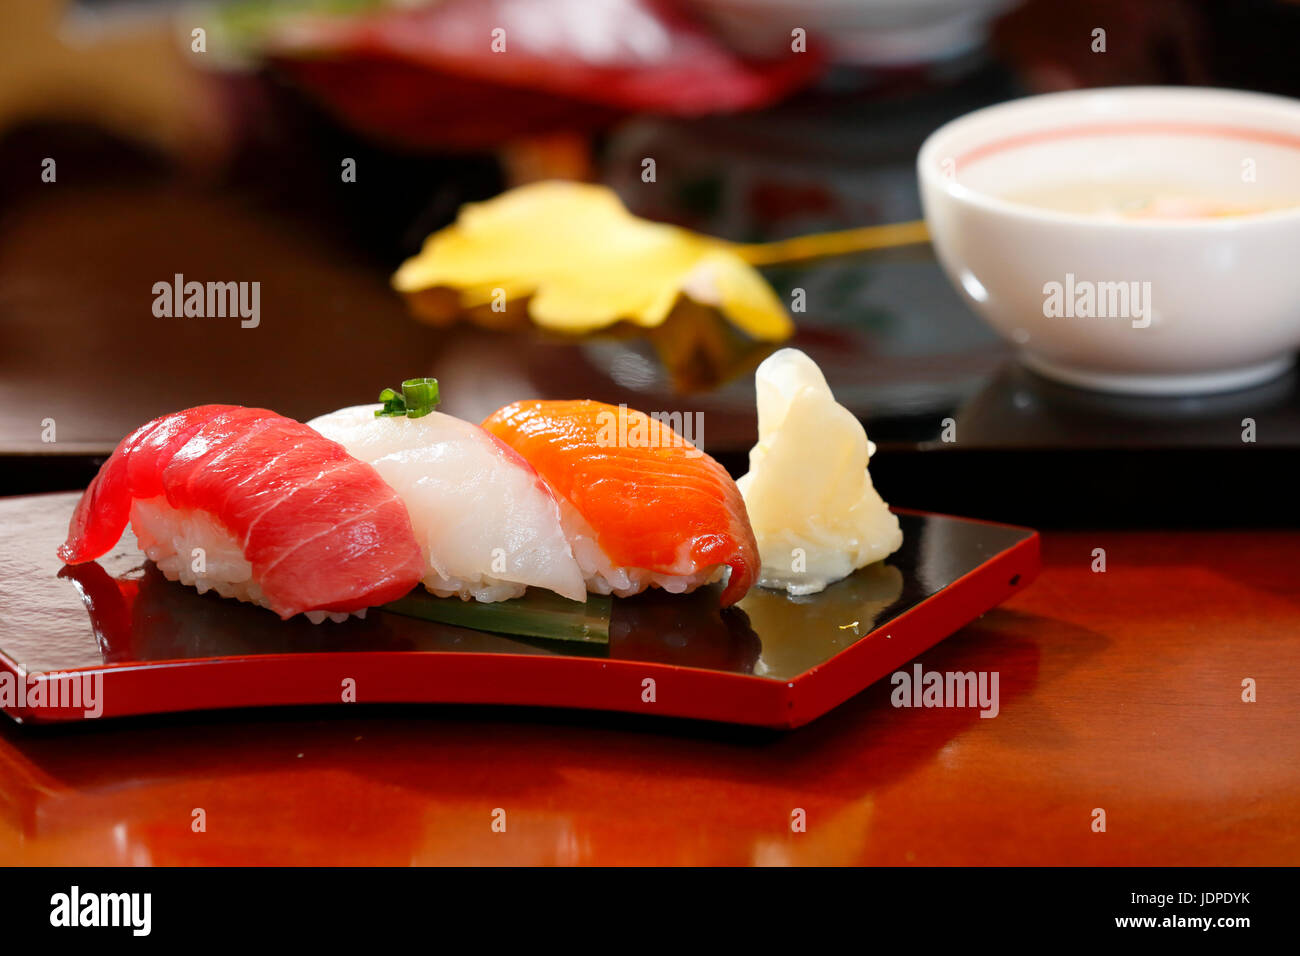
[58,405,424,622]
[481,400,758,606]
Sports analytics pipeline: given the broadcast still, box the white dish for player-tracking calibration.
[685,0,1019,67]
[918,86,1300,394]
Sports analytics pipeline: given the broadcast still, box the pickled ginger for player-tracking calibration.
[737,349,902,596]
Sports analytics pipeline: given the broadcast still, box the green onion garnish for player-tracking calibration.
[399,377,439,418]
[381,588,611,644]
[375,377,441,418]
[376,387,405,417]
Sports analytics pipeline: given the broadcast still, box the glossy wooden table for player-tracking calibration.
[1,528,1295,866]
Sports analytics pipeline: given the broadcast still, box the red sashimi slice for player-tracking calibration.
[58,406,423,619]
[482,399,758,606]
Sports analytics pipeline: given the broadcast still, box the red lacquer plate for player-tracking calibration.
[0,493,1037,729]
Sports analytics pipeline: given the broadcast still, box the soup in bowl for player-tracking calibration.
[918,86,1300,394]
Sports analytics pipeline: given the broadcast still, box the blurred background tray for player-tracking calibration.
[3,0,1300,527]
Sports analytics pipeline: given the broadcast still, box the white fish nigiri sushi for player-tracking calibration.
[308,402,587,603]
[737,348,903,596]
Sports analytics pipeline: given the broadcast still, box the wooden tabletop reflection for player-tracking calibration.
[2,528,1295,866]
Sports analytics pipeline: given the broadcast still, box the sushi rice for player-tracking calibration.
[130,497,364,624]
[557,498,724,598]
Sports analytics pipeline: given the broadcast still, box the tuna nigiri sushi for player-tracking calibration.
[58,405,424,622]
[308,404,587,603]
[481,399,758,606]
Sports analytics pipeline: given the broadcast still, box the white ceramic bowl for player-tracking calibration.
[685,0,1019,67]
[918,87,1300,394]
